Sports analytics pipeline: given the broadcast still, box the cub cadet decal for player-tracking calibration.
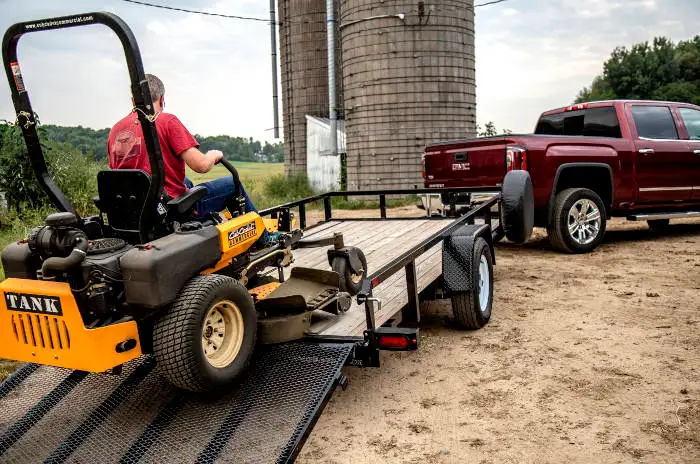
[4,292,63,316]
[228,223,257,247]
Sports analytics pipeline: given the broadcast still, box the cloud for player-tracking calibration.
[0,0,698,142]
[475,0,700,132]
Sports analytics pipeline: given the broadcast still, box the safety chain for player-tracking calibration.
[132,106,161,123]
[0,111,38,129]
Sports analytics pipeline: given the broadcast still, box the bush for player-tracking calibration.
[260,173,315,207]
[0,124,103,216]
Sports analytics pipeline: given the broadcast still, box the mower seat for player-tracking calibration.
[97,169,151,242]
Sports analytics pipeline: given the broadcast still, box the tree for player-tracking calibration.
[477,121,512,137]
[576,35,700,105]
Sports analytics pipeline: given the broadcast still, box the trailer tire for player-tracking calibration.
[153,274,257,392]
[450,238,493,329]
[501,170,534,244]
[332,248,367,295]
[547,188,606,253]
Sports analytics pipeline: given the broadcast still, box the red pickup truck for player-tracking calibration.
[424,100,700,253]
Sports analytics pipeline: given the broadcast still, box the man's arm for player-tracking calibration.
[180,147,223,173]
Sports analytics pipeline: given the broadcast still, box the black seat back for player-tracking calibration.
[97,170,152,242]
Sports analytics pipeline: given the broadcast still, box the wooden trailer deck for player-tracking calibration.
[285,218,455,336]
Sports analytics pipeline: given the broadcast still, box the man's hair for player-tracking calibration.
[146,73,164,103]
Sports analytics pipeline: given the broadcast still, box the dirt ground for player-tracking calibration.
[297,214,700,464]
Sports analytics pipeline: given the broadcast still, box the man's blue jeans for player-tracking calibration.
[185,177,256,216]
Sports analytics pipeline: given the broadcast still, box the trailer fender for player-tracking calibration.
[442,223,494,292]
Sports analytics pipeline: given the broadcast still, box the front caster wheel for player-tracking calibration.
[152,274,257,392]
[332,247,367,296]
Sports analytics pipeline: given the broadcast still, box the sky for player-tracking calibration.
[0,0,698,141]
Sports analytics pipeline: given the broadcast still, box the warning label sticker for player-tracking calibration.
[10,62,25,92]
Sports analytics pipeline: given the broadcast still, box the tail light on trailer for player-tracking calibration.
[506,146,528,172]
[374,327,419,351]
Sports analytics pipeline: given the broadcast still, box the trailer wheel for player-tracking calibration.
[153,274,257,392]
[547,188,606,253]
[648,219,670,230]
[501,170,534,244]
[450,237,493,329]
[332,247,367,295]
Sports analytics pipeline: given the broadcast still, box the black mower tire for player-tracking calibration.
[332,247,367,296]
[501,170,535,244]
[547,188,607,254]
[648,219,670,230]
[152,274,257,392]
[450,237,493,330]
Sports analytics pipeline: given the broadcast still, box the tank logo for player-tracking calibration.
[228,223,257,247]
[4,292,63,316]
[452,163,470,171]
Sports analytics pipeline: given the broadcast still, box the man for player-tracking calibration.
[107,73,256,216]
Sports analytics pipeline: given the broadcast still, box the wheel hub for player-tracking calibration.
[202,301,244,368]
[567,199,601,245]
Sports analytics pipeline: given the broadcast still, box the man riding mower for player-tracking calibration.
[0,12,367,392]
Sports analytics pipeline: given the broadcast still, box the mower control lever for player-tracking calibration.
[218,158,244,216]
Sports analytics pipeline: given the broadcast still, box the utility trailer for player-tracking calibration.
[0,182,535,464]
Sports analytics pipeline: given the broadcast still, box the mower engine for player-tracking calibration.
[2,212,132,325]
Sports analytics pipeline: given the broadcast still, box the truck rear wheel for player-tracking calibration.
[450,237,493,329]
[153,275,257,392]
[547,188,606,253]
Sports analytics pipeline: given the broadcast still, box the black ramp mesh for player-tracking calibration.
[0,342,352,464]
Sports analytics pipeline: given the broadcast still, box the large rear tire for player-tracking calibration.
[501,170,534,244]
[152,274,257,392]
[450,238,493,330]
[547,188,606,253]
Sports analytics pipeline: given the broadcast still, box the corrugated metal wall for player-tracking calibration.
[278,0,343,175]
[340,0,476,190]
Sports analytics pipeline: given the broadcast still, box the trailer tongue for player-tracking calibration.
[0,342,354,464]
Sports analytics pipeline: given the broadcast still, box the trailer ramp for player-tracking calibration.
[0,342,352,464]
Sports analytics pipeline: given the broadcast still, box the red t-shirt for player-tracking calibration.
[107,112,198,198]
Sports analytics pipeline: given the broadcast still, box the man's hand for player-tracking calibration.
[181,147,224,173]
[207,150,224,164]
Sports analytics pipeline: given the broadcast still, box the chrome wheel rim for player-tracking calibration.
[478,255,490,313]
[202,300,244,368]
[567,199,601,245]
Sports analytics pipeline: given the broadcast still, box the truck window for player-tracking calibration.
[679,108,700,140]
[631,106,678,140]
[535,107,621,137]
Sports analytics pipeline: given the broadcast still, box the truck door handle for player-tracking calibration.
[639,148,655,155]
[694,149,700,155]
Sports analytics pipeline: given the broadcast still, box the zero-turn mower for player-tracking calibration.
[0,12,367,392]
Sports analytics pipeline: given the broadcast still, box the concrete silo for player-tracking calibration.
[340,0,476,190]
[277,0,343,174]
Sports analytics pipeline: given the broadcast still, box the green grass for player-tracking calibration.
[187,162,284,184]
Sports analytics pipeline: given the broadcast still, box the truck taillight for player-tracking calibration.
[506,146,528,172]
[421,153,427,179]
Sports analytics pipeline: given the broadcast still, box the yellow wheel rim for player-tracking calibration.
[202,300,244,368]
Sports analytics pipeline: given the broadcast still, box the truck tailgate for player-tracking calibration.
[424,137,508,187]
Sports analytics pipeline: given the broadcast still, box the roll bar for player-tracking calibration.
[2,12,165,241]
